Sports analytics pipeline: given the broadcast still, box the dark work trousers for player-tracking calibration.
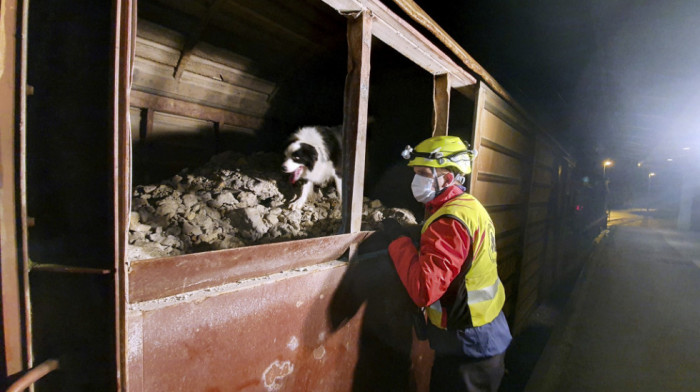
[429,352,506,392]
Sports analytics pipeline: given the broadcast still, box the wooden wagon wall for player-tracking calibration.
[3,0,581,390]
[469,84,575,330]
[121,1,460,390]
[129,0,348,185]
[120,1,578,389]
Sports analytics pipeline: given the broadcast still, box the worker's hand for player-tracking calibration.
[382,218,408,242]
[405,224,422,242]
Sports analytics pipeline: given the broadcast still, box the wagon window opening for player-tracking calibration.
[127,0,352,262]
[127,1,418,263]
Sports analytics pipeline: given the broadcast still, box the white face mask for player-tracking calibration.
[411,174,440,203]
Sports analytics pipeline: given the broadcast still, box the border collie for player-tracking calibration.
[282,125,343,209]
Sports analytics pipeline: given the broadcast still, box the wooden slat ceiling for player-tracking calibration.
[140,0,348,80]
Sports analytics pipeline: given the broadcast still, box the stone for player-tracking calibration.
[127,150,417,261]
[182,193,198,209]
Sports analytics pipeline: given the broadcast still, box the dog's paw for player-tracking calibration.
[289,199,305,210]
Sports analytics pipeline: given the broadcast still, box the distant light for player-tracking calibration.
[637,162,642,167]
[649,172,656,177]
[667,158,673,162]
[603,160,613,167]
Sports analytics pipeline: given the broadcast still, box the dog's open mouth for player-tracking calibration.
[289,167,304,184]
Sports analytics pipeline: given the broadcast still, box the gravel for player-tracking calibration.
[128,151,416,261]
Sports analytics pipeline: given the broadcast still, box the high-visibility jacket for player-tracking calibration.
[389,187,505,329]
[422,193,505,329]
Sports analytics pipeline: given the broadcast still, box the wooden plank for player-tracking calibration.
[488,209,525,235]
[184,56,276,95]
[319,0,364,13]
[468,82,486,193]
[391,0,510,101]
[482,87,533,137]
[134,37,180,67]
[2,0,24,375]
[137,19,258,76]
[132,57,270,116]
[134,35,276,95]
[432,73,450,136]
[129,90,264,130]
[473,182,524,207]
[368,2,476,88]
[173,0,226,81]
[114,0,137,388]
[473,145,524,181]
[136,18,186,51]
[481,110,532,156]
[320,0,476,88]
[341,11,372,260]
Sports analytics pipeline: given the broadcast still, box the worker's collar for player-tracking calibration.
[425,184,466,215]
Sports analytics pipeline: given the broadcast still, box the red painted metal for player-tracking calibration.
[128,232,372,303]
[126,252,433,392]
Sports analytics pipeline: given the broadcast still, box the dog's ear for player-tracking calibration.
[298,143,318,171]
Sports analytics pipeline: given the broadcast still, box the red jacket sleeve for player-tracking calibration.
[388,218,471,307]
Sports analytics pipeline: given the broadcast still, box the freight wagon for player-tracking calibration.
[1,0,595,390]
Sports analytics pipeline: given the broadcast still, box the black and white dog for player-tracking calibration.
[282,125,343,210]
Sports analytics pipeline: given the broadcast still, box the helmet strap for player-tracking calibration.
[431,167,440,193]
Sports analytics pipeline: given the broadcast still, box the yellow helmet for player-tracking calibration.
[401,136,477,175]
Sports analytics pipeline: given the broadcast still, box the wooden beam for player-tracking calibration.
[390,0,510,101]
[173,0,225,80]
[468,82,486,193]
[113,0,137,388]
[364,0,476,88]
[129,90,263,130]
[432,73,450,136]
[341,11,372,260]
[320,0,476,89]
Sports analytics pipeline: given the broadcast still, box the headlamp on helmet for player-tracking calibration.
[401,136,477,175]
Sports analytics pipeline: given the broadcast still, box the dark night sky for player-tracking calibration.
[413,0,700,204]
[418,1,700,164]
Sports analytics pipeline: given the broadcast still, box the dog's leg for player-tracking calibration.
[290,181,313,210]
[333,175,343,202]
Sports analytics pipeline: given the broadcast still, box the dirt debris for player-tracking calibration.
[128,151,416,261]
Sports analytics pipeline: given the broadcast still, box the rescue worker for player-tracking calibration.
[383,135,511,392]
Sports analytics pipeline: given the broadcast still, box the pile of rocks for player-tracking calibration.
[128,151,416,261]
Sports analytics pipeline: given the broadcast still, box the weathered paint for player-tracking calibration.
[125,247,433,391]
[128,232,371,303]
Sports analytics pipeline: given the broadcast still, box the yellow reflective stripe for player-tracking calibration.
[426,301,444,328]
[467,278,501,305]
